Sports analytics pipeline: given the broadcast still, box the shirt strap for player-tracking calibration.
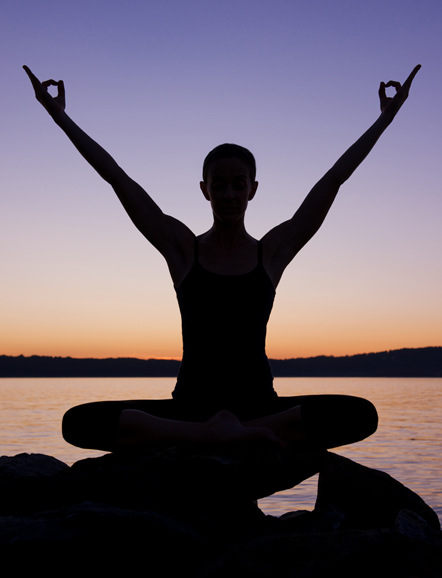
[194,236,199,263]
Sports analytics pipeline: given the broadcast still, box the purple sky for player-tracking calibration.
[2,0,441,359]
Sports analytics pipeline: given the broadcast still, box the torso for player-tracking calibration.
[172,236,277,408]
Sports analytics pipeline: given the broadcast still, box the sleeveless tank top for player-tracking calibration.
[173,237,277,408]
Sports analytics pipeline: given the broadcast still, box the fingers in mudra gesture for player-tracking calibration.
[23,65,65,116]
[379,64,421,117]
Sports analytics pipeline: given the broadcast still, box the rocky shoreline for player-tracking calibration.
[1,448,441,576]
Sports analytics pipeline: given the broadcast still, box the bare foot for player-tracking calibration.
[244,405,307,445]
[205,410,288,449]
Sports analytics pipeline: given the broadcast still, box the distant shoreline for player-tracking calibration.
[1,347,441,377]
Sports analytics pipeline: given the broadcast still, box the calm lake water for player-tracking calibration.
[1,377,441,522]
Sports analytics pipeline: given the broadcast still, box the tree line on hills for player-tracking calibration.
[0,347,441,377]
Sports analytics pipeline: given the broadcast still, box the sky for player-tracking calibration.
[1,0,441,360]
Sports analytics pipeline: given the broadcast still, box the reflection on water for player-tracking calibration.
[0,377,441,522]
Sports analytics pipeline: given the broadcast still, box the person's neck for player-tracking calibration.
[202,220,254,251]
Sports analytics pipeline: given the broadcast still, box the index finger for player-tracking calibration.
[42,79,65,100]
[42,79,60,88]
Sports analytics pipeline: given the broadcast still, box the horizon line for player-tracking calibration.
[3,345,441,362]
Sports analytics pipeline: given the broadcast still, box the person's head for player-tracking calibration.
[200,144,258,225]
[202,144,256,183]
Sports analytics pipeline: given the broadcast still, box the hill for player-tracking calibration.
[1,347,441,377]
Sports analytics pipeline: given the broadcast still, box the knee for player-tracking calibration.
[62,401,123,452]
[61,405,84,447]
[360,398,378,438]
[301,394,378,448]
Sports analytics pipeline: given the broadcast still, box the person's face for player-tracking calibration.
[200,157,258,224]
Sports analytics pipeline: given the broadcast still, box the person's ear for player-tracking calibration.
[248,181,258,201]
[200,181,210,201]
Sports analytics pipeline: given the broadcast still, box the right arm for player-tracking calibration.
[23,66,194,274]
[262,65,420,288]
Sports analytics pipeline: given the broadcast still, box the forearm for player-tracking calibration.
[330,112,392,185]
[51,110,123,184]
[290,112,394,240]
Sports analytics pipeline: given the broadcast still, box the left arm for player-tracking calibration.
[264,65,421,285]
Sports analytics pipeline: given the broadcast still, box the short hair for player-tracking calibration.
[202,144,256,182]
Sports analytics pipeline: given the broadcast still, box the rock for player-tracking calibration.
[0,452,68,479]
[0,501,208,574]
[203,528,442,578]
[0,446,324,540]
[279,504,351,534]
[69,442,327,501]
[315,452,440,531]
[395,509,442,549]
[0,449,440,577]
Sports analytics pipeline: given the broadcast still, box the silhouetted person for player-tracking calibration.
[24,65,420,452]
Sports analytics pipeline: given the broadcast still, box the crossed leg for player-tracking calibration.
[116,406,305,449]
[62,395,378,452]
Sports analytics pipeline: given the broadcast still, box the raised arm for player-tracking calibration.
[23,66,194,278]
[263,65,421,286]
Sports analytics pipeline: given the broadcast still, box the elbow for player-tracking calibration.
[327,167,346,189]
[108,167,131,189]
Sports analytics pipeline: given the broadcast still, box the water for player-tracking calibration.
[0,377,440,521]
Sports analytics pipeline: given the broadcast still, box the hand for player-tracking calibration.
[379,65,421,118]
[23,65,65,117]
